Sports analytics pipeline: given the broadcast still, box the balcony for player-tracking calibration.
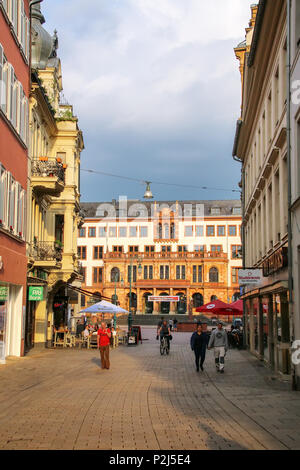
[31,157,65,196]
[31,241,63,268]
[104,251,228,260]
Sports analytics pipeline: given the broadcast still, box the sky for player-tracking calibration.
[42,0,254,202]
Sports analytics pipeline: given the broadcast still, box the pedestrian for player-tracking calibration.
[173,318,178,332]
[169,318,173,331]
[97,322,112,370]
[157,317,164,337]
[190,324,209,371]
[208,322,229,373]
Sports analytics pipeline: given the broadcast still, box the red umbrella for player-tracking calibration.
[196,299,239,315]
[229,299,243,313]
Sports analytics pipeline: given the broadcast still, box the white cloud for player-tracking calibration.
[42,0,253,198]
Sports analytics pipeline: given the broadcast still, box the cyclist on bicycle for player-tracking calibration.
[158,320,171,350]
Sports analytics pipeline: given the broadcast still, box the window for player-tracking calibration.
[194,245,205,252]
[178,245,188,252]
[232,207,241,215]
[113,246,123,253]
[207,226,215,236]
[157,223,162,238]
[232,245,242,259]
[129,226,137,237]
[160,265,169,280]
[232,268,239,284]
[109,226,117,237]
[170,223,176,239]
[80,295,86,307]
[119,227,127,237]
[145,245,155,253]
[93,267,103,284]
[163,223,170,239]
[161,245,171,253]
[209,267,219,283]
[129,246,138,253]
[78,246,87,260]
[229,225,237,236]
[211,207,221,215]
[193,266,203,283]
[128,265,137,282]
[176,265,186,280]
[99,227,106,237]
[140,227,148,237]
[185,226,193,237]
[211,245,222,252]
[93,246,103,259]
[78,228,86,238]
[217,226,225,236]
[111,267,120,283]
[88,227,96,237]
[144,265,153,280]
[195,225,204,237]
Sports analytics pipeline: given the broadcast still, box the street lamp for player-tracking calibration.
[113,273,123,329]
[128,255,143,331]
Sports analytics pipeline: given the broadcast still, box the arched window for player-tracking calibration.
[170,223,175,239]
[111,267,120,283]
[209,267,219,283]
[164,223,170,239]
[157,223,162,238]
[192,293,203,308]
[211,295,218,301]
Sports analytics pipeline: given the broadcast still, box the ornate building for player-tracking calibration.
[77,200,242,315]
[25,4,84,350]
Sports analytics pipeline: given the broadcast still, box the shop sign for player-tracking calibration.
[238,269,263,286]
[0,286,8,301]
[148,296,180,302]
[28,286,44,301]
[262,247,288,277]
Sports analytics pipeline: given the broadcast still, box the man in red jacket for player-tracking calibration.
[97,322,112,369]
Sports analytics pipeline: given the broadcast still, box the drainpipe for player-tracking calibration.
[233,121,246,348]
[286,0,296,390]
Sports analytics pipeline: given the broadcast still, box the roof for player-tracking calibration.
[81,200,242,219]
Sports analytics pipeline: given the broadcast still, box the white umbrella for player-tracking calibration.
[80,300,128,314]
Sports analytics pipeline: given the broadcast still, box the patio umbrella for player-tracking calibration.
[229,299,243,315]
[195,299,239,315]
[80,300,129,314]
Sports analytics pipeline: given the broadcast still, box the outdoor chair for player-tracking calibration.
[53,332,65,348]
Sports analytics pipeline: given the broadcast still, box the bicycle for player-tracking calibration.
[160,335,170,355]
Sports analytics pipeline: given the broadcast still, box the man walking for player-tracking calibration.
[208,322,228,373]
[190,324,209,371]
[97,322,112,370]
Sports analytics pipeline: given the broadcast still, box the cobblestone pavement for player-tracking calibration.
[0,327,300,450]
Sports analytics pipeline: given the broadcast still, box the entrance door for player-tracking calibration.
[160,293,170,314]
[25,298,36,352]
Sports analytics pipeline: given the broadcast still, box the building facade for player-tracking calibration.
[77,200,242,315]
[0,0,30,363]
[290,0,300,390]
[25,4,84,350]
[233,1,292,380]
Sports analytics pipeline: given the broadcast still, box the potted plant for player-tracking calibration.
[54,240,63,250]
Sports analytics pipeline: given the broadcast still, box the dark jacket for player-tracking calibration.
[190,331,209,351]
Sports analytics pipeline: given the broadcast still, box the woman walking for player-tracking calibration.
[190,324,209,372]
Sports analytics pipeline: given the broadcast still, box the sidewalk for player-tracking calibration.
[0,328,299,450]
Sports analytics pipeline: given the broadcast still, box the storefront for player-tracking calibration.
[0,283,24,364]
[242,246,291,379]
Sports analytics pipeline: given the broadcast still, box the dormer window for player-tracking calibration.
[211,208,220,215]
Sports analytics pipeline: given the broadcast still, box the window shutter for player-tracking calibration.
[0,165,5,224]
[25,17,30,59]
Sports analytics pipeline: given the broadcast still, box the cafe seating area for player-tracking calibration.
[53,328,128,349]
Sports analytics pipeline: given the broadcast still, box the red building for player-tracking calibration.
[0,1,30,362]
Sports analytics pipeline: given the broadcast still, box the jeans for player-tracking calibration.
[194,348,206,369]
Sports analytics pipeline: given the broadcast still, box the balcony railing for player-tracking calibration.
[32,158,65,183]
[31,241,63,262]
[104,251,228,260]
